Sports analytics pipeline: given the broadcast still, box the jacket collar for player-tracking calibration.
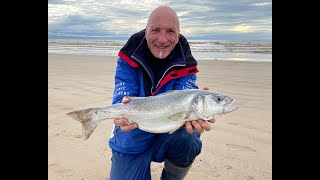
[119,29,197,68]
[131,37,187,72]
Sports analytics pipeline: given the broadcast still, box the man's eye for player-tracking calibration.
[168,30,175,34]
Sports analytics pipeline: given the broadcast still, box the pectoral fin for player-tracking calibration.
[168,111,190,121]
[166,112,189,134]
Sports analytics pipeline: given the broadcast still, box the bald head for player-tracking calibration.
[146,6,180,30]
[145,6,180,59]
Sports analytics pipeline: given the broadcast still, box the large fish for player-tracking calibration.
[66,89,238,140]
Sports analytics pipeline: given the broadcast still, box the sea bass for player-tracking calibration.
[66,89,238,140]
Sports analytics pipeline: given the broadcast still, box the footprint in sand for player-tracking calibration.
[245,175,255,180]
[53,87,63,90]
[62,131,82,139]
[226,144,256,152]
[228,122,257,130]
[54,130,66,137]
[48,163,75,177]
[73,134,82,138]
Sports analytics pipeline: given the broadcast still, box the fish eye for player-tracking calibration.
[216,96,223,101]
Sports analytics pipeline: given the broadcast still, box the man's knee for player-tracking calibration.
[180,129,202,156]
[167,129,202,167]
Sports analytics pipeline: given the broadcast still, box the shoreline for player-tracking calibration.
[48,52,272,63]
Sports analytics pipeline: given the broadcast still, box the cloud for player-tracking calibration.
[48,0,272,40]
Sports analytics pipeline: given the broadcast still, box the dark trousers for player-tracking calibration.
[110,128,202,180]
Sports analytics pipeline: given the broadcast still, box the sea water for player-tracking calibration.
[48,39,272,62]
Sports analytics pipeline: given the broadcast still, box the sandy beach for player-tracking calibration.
[48,53,272,180]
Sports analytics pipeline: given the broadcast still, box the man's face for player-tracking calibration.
[145,13,180,59]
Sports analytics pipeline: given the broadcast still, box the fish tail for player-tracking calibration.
[66,108,97,140]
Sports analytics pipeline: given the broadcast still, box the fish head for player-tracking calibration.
[203,92,239,116]
[192,91,239,120]
[220,95,239,114]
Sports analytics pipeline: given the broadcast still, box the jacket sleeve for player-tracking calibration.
[173,74,199,90]
[112,58,140,105]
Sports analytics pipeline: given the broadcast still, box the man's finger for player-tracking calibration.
[201,87,209,90]
[191,121,204,133]
[122,96,130,104]
[114,118,128,126]
[185,121,193,134]
[208,118,216,123]
[198,120,211,131]
[120,123,138,131]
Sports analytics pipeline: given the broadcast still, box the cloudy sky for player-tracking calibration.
[48,0,272,40]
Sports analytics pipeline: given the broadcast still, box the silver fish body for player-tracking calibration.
[66,89,238,140]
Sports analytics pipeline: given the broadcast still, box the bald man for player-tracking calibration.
[109,6,215,180]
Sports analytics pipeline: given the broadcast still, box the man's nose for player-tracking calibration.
[157,32,168,43]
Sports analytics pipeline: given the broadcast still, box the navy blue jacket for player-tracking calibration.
[109,29,199,154]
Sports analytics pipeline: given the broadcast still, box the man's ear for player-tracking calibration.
[176,33,181,44]
[144,28,147,38]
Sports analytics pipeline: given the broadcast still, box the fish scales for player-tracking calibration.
[66,89,238,140]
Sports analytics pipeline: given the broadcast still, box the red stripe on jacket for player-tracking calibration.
[152,66,199,96]
[118,51,139,68]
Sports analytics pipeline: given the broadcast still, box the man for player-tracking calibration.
[109,6,215,180]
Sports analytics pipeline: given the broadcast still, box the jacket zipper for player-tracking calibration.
[154,64,185,90]
[131,55,155,95]
[132,55,186,95]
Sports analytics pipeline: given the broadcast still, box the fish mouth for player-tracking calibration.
[223,98,239,113]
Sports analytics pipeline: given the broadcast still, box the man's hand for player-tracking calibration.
[113,96,138,131]
[185,119,215,134]
[185,87,216,134]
